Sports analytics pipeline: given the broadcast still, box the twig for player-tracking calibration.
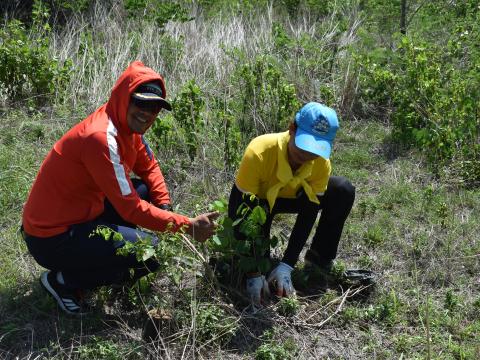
[443,253,480,260]
[301,285,368,324]
[425,294,431,360]
[296,285,372,329]
[179,233,222,292]
[302,288,350,325]
[180,233,206,263]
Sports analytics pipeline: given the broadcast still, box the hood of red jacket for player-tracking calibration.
[106,61,167,134]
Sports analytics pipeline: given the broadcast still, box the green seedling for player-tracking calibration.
[208,196,277,275]
[277,296,300,317]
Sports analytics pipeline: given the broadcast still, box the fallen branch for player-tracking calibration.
[296,285,370,329]
[180,233,207,263]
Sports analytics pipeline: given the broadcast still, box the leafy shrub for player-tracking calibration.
[209,197,278,275]
[271,22,293,57]
[123,0,192,29]
[358,35,479,185]
[255,337,297,360]
[49,0,92,14]
[217,109,242,170]
[149,112,177,170]
[0,1,71,104]
[172,79,205,161]
[94,224,199,286]
[277,296,300,317]
[192,302,238,345]
[233,54,300,142]
[364,289,401,326]
[356,1,480,185]
[77,336,137,360]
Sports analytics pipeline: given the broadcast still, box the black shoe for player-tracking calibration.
[111,267,156,290]
[304,250,376,289]
[304,249,333,271]
[40,271,89,315]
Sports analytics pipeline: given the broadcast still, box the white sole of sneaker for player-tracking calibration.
[40,271,84,316]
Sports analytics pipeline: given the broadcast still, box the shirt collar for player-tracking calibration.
[277,131,314,181]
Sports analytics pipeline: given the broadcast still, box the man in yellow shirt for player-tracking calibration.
[228,102,355,304]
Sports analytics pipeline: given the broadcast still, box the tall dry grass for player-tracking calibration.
[48,1,362,111]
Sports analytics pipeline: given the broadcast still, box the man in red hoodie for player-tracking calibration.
[21,61,218,315]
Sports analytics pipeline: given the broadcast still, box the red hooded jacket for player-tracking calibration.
[22,61,191,237]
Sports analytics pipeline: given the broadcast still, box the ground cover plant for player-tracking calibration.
[1,0,479,358]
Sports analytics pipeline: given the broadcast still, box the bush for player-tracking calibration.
[0,1,71,105]
[357,34,479,185]
[192,302,238,345]
[355,1,480,185]
[255,337,297,360]
[277,296,300,317]
[233,54,300,142]
[217,109,242,170]
[123,0,192,29]
[209,197,278,275]
[172,79,205,161]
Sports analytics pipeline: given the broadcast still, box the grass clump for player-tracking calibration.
[255,331,298,360]
[277,296,300,317]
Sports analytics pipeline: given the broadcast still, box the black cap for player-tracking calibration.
[132,82,172,111]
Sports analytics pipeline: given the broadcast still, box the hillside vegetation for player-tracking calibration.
[0,1,479,359]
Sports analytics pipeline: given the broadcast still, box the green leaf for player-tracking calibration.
[221,216,234,229]
[232,218,243,227]
[258,258,271,273]
[211,234,221,246]
[251,205,267,225]
[212,199,226,212]
[238,257,257,272]
[142,247,155,261]
[112,232,123,242]
[235,241,251,254]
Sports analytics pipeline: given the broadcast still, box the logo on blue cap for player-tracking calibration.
[312,116,330,135]
[294,102,339,160]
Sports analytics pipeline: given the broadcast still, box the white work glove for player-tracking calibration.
[246,275,270,305]
[267,262,295,297]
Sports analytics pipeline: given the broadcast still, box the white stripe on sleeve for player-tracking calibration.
[107,120,132,196]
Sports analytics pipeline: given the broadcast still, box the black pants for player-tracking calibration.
[22,179,159,290]
[228,176,355,267]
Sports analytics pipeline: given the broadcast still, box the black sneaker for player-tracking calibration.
[304,250,376,289]
[304,249,333,272]
[40,271,89,316]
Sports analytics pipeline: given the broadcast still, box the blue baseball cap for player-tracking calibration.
[294,102,339,159]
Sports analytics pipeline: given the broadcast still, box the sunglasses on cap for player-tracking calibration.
[131,97,164,113]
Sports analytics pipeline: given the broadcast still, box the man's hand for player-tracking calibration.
[186,211,220,242]
[267,262,295,297]
[246,275,270,305]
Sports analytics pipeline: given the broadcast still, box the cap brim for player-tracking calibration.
[132,92,172,111]
[295,127,332,159]
[158,99,172,111]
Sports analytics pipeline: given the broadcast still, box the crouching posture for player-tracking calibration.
[228,102,355,304]
[21,61,218,315]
